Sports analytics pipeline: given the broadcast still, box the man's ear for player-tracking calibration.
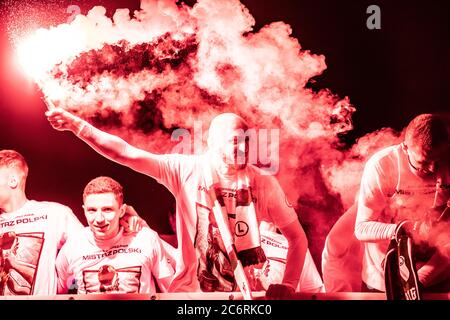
[401,142,408,152]
[119,204,127,218]
[8,174,19,189]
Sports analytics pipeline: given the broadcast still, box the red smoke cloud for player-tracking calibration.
[13,0,405,262]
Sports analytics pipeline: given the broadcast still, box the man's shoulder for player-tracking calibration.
[247,164,275,178]
[129,227,166,257]
[28,200,74,215]
[64,227,90,245]
[59,227,91,258]
[367,144,401,167]
[246,165,280,189]
[134,226,162,244]
[162,153,203,172]
[163,153,200,163]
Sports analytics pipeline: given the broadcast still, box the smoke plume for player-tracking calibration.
[12,0,406,263]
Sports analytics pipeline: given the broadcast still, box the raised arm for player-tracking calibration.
[46,108,164,179]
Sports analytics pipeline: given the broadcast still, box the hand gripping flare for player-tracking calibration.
[42,97,56,110]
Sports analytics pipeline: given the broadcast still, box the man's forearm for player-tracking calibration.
[76,121,162,178]
[77,122,132,166]
[354,221,396,242]
[282,235,307,289]
[46,107,129,163]
[418,249,450,287]
[46,107,165,181]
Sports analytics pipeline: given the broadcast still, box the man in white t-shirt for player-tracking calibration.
[355,114,450,292]
[0,150,83,296]
[46,109,309,299]
[56,176,174,294]
[258,221,324,293]
[0,150,147,296]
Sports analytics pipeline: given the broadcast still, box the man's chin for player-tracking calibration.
[92,227,109,239]
[93,233,106,240]
[227,161,247,170]
[222,159,248,170]
[235,163,248,170]
[231,157,248,170]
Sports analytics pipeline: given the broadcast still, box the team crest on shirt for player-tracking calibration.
[0,232,44,295]
[82,265,142,293]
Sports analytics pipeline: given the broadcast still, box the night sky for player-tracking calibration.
[0,0,449,261]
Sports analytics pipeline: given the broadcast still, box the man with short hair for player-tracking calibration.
[56,176,174,294]
[46,109,309,299]
[355,114,450,292]
[0,150,145,296]
[0,149,83,295]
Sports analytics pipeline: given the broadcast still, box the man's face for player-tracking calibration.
[83,193,124,241]
[216,129,250,171]
[405,143,448,179]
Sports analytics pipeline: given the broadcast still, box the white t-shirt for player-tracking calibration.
[56,227,174,295]
[356,144,450,290]
[0,200,83,296]
[258,222,324,293]
[153,154,299,292]
[321,205,362,292]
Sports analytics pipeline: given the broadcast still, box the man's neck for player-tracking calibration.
[217,163,238,177]
[0,193,28,214]
[93,228,123,247]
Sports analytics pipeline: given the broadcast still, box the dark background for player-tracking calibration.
[0,0,449,257]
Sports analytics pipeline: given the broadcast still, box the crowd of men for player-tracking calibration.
[1,110,448,299]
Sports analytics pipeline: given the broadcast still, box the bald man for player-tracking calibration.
[46,108,308,299]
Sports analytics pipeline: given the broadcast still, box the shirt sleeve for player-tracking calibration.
[55,243,71,294]
[147,229,175,292]
[55,204,84,250]
[262,175,298,229]
[355,155,396,241]
[152,154,190,195]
